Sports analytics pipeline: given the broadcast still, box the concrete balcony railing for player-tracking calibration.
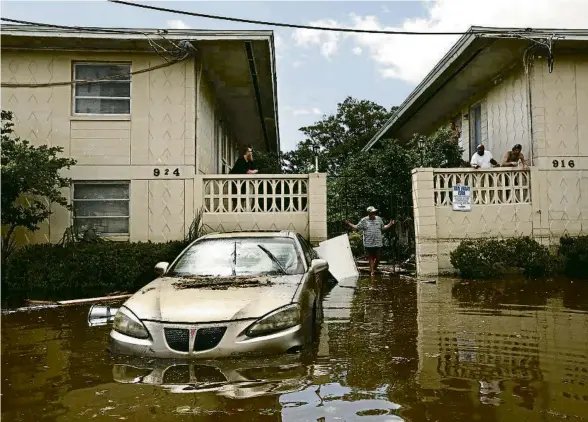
[412,167,537,276]
[194,173,327,243]
[432,167,532,206]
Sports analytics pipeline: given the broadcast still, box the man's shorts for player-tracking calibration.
[365,247,381,257]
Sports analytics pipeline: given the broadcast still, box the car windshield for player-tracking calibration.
[167,237,305,277]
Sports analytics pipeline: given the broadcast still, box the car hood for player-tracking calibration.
[123,274,303,323]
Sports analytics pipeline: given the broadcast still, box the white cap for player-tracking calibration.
[366,206,377,213]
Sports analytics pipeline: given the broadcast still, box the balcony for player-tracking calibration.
[411,167,536,276]
[194,173,327,244]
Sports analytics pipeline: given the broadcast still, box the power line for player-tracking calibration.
[1,17,148,35]
[106,0,484,36]
[1,59,185,88]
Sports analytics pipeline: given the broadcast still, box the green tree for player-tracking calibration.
[327,127,464,240]
[285,97,397,175]
[1,110,77,260]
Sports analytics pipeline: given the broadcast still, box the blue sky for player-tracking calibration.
[3,1,585,151]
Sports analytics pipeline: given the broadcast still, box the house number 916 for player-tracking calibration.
[153,168,180,177]
[552,160,575,168]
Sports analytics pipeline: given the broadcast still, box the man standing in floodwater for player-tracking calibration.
[346,206,395,276]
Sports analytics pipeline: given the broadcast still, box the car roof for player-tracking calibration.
[198,231,298,240]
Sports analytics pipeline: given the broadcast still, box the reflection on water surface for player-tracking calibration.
[2,276,587,421]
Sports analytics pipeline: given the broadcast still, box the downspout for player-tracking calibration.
[244,41,271,152]
[195,59,203,174]
[523,45,535,166]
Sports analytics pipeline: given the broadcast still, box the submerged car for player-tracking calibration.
[108,231,329,359]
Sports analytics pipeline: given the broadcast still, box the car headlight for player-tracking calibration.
[246,304,301,337]
[113,307,150,339]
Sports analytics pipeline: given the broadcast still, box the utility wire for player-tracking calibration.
[106,0,493,36]
[1,59,184,88]
[107,1,588,37]
[1,17,149,35]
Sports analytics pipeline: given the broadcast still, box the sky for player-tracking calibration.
[2,0,587,151]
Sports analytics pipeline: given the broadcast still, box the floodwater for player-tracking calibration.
[2,276,588,422]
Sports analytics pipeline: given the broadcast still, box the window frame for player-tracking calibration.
[72,181,131,237]
[72,62,132,117]
[296,233,318,266]
[469,103,482,156]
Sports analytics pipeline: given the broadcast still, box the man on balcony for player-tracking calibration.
[470,144,499,204]
[230,146,258,175]
[229,146,258,212]
[470,144,498,169]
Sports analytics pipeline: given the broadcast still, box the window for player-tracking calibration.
[73,182,130,235]
[469,103,482,156]
[297,234,317,264]
[73,63,131,115]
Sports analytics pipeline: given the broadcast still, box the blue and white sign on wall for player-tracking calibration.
[452,185,472,212]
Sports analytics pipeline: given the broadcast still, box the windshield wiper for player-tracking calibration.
[231,242,237,276]
[257,245,287,275]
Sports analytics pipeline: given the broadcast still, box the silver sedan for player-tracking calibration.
[108,231,329,359]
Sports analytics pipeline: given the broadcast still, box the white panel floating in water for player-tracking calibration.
[314,234,359,282]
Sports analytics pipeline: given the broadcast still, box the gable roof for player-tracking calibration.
[362,26,588,152]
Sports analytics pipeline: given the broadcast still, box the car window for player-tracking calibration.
[168,237,305,277]
[296,234,313,265]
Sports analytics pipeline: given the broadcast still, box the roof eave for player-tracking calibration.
[362,26,588,152]
[362,30,479,152]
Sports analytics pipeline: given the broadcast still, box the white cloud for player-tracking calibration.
[167,19,190,30]
[292,0,588,84]
[352,46,362,55]
[274,33,286,59]
[291,19,342,59]
[381,5,390,13]
[292,107,322,116]
[293,60,304,68]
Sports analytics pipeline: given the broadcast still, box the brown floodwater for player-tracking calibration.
[2,276,588,421]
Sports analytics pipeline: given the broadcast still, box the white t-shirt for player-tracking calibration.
[470,151,493,168]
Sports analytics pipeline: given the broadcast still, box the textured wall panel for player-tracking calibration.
[148,180,186,242]
[486,70,530,161]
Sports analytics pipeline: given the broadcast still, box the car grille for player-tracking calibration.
[193,327,227,352]
[164,328,189,352]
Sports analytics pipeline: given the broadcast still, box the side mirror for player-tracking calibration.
[310,258,328,274]
[154,262,169,277]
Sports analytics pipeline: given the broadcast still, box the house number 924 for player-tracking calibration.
[153,168,180,177]
[552,160,575,168]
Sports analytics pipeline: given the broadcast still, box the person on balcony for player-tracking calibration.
[230,146,258,175]
[501,144,528,202]
[470,144,498,204]
[502,144,527,169]
[470,144,498,169]
[346,206,395,276]
[229,146,258,212]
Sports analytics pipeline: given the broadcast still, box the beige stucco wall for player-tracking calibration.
[455,66,530,163]
[413,52,588,276]
[530,54,588,240]
[1,50,253,245]
[2,50,328,245]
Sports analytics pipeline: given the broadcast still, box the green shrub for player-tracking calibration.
[1,240,189,303]
[348,232,363,257]
[504,237,555,278]
[559,235,588,279]
[449,239,509,279]
[450,237,555,279]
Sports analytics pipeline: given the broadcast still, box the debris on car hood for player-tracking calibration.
[171,275,273,290]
